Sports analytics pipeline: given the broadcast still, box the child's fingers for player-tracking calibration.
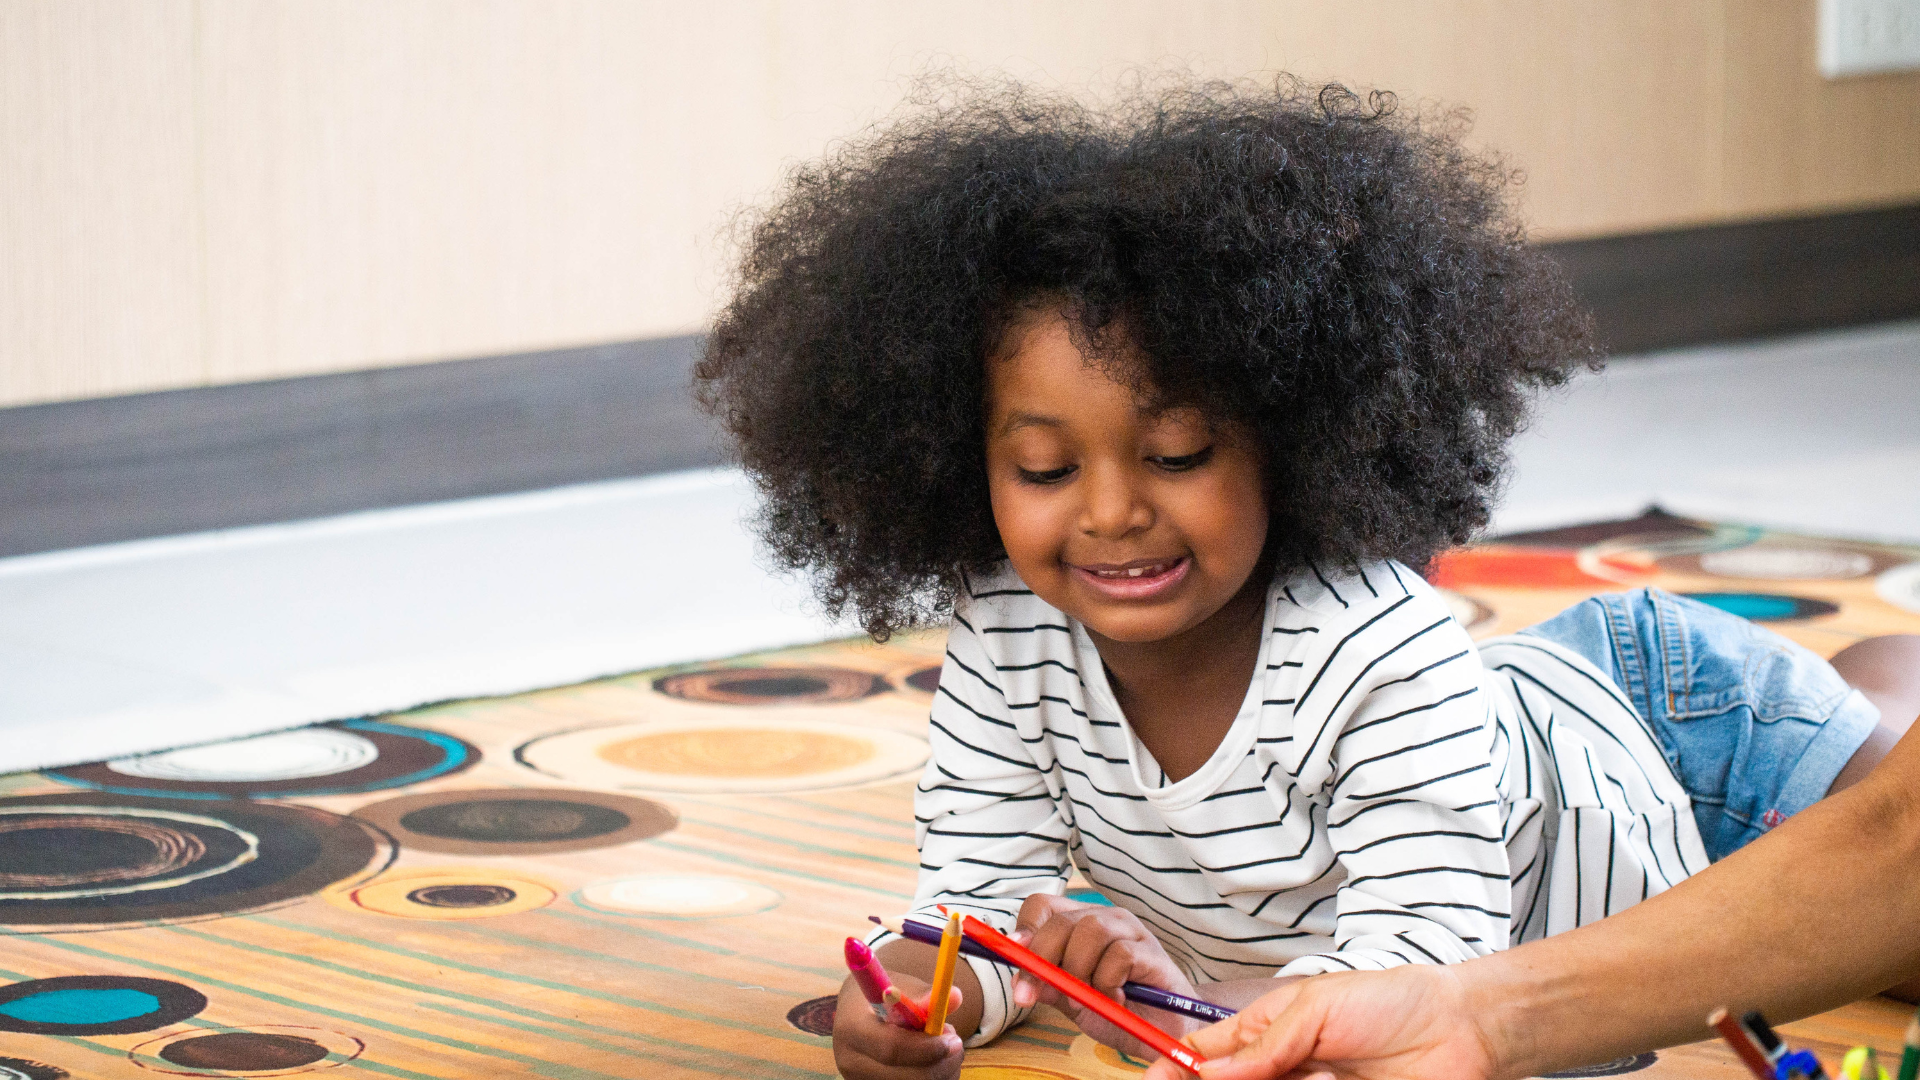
[833,984,964,1079]
[1090,937,1151,999]
[1059,909,1159,988]
[867,1025,964,1069]
[912,983,963,1015]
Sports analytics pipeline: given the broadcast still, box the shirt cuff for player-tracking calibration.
[862,910,1033,1046]
[1276,948,1416,977]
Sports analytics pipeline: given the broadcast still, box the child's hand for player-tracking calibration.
[830,972,965,1080]
[1009,893,1200,1056]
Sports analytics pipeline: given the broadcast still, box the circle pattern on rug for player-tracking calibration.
[1541,1053,1657,1077]
[330,866,558,920]
[0,1057,66,1080]
[900,666,943,694]
[1878,562,1920,614]
[350,788,676,855]
[1659,538,1902,581]
[1680,592,1840,622]
[574,874,782,919]
[1429,546,1648,589]
[654,666,885,705]
[50,721,478,800]
[786,995,837,1036]
[130,1026,364,1076]
[0,795,388,932]
[963,1069,1080,1080]
[0,976,206,1035]
[1067,1034,1153,1077]
[516,720,930,794]
[1436,588,1497,634]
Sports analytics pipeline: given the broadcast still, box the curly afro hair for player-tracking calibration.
[695,76,1598,639]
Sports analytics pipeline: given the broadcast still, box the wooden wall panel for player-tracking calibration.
[0,1,204,403]
[1721,0,1920,218]
[2,0,1917,407]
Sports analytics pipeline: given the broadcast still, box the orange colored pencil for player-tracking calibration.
[924,911,962,1035]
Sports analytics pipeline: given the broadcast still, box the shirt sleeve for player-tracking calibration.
[864,607,1074,1044]
[1277,591,1511,976]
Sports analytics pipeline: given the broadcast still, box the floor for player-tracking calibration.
[1,508,1916,1079]
[1,320,1916,774]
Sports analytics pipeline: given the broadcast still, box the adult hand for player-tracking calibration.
[1141,964,1498,1080]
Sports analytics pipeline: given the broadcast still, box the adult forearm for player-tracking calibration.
[1471,727,1920,1079]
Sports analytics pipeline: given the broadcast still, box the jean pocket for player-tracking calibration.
[1654,591,1849,724]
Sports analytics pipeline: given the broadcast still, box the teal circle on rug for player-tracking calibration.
[0,976,206,1035]
[1679,592,1839,622]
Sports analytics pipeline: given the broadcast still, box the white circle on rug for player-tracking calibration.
[516,718,930,794]
[1876,562,1920,614]
[108,729,381,782]
[1698,547,1875,581]
[574,874,783,919]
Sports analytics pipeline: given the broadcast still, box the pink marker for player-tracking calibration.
[843,937,896,1023]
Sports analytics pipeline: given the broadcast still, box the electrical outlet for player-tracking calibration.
[1819,0,1920,77]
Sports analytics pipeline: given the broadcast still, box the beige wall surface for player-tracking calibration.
[4,0,1918,407]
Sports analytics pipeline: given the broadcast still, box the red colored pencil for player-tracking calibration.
[953,912,1204,1073]
[1711,1008,1779,1080]
[882,986,929,1029]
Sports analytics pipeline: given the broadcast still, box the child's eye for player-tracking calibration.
[1152,447,1215,471]
[1017,465,1076,485]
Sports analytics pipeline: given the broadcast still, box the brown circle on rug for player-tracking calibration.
[654,667,885,705]
[0,1057,67,1080]
[158,1032,330,1070]
[350,788,676,855]
[130,1025,363,1076]
[0,795,390,932]
[786,994,837,1036]
[406,884,517,908]
[902,666,943,694]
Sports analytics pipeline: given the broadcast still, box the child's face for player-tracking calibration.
[984,311,1269,645]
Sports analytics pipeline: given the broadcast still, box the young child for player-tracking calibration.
[693,78,1912,1077]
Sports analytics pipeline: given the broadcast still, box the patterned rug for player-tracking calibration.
[3,510,1916,1080]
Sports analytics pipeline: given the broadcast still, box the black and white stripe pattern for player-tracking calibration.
[872,561,1706,1044]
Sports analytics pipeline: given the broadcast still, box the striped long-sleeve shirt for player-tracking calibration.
[871,560,1709,1044]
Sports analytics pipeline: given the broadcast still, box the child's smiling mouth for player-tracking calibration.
[1070,556,1191,599]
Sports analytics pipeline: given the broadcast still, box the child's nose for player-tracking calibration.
[1078,468,1153,538]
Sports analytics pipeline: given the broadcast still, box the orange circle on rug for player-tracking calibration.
[1429,547,1648,589]
[328,866,558,920]
[597,728,874,778]
[960,1068,1079,1080]
[516,720,929,794]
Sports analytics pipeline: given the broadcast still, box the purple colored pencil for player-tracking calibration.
[871,915,1237,1025]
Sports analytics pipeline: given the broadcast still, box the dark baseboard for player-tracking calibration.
[1538,201,1920,354]
[0,335,723,558]
[5,202,1916,558]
